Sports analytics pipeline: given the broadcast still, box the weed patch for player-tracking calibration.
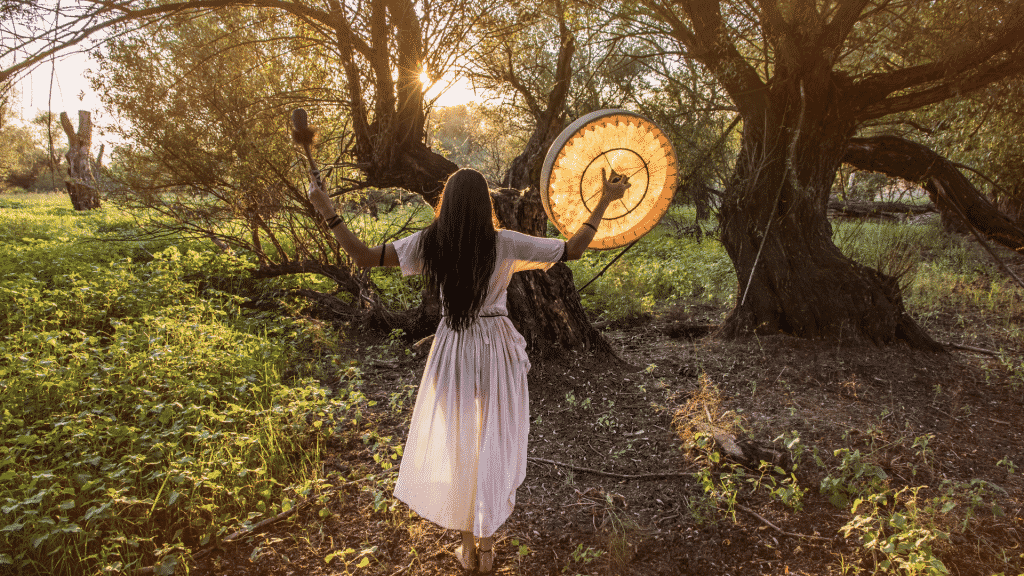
[0,196,358,575]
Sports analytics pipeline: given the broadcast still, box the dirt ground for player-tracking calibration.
[192,300,1024,576]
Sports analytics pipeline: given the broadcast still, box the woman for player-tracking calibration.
[308,167,629,572]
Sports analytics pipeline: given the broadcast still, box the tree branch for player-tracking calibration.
[677,0,767,116]
[3,0,337,82]
[821,0,871,56]
[856,53,1024,121]
[852,5,1024,117]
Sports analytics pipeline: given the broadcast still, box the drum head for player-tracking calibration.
[540,109,678,249]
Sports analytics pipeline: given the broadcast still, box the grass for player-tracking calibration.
[566,206,736,322]
[832,217,1021,311]
[0,193,360,575]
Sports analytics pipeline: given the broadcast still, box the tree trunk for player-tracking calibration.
[60,110,101,211]
[492,187,612,357]
[843,136,1024,256]
[717,93,942,351]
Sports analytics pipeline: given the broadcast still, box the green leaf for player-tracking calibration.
[356,556,370,568]
[153,554,178,576]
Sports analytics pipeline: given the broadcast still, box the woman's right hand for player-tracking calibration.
[308,181,336,220]
[601,167,631,203]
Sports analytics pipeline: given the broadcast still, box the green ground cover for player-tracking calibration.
[0,194,357,575]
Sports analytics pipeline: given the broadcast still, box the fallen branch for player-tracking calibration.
[943,342,1003,356]
[527,456,692,481]
[735,504,831,541]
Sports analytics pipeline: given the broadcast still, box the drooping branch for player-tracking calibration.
[843,135,1024,256]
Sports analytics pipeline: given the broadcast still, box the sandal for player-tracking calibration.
[455,544,476,571]
[478,547,494,574]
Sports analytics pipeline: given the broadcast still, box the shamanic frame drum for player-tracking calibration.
[540,109,679,249]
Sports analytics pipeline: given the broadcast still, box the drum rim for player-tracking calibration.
[539,108,678,250]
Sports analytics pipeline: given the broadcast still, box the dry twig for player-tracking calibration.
[527,456,692,481]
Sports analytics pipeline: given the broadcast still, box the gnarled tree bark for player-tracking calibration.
[715,88,942,351]
[492,187,611,356]
[60,110,101,211]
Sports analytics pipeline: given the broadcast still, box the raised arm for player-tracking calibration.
[564,168,631,260]
[308,182,399,268]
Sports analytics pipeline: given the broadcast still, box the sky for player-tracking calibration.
[13,50,480,146]
[15,52,101,121]
[11,50,116,150]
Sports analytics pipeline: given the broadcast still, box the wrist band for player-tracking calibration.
[582,222,597,232]
[326,214,342,229]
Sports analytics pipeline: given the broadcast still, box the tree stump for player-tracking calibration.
[60,110,101,211]
[491,186,612,357]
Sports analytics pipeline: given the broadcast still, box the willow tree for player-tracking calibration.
[637,0,1024,348]
[1,0,482,202]
[461,0,638,352]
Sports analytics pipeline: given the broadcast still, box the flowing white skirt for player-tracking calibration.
[393,317,531,537]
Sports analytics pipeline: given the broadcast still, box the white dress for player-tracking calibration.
[391,229,565,537]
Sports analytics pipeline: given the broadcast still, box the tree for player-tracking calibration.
[1,0,480,203]
[636,0,1024,348]
[464,0,622,354]
[59,110,101,209]
[92,8,384,306]
[0,93,51,191]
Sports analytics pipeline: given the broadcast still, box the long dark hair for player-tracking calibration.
[419,169,497,332]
